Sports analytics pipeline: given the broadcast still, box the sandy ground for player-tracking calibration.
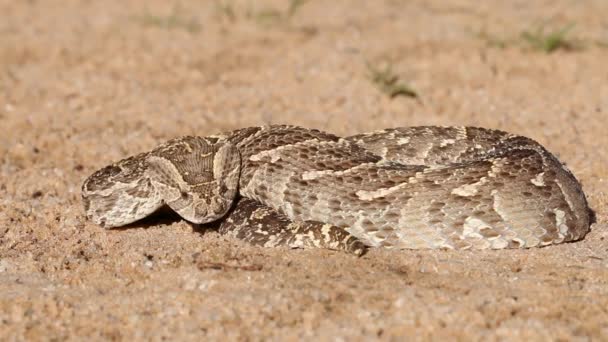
[1,0,608,340]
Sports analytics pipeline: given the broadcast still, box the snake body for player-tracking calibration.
[82,125,592,251]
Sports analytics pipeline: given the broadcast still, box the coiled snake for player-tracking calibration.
[82,125,592,255]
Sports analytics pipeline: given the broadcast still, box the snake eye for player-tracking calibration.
[180,191,189,199]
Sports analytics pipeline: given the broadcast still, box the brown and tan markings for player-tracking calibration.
[82,125,593,254]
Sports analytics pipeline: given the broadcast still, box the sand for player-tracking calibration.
[1,0,608,340]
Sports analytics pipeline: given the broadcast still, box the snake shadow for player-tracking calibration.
[110,205,221,235]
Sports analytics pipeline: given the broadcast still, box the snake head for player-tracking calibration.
[81,137,241,227]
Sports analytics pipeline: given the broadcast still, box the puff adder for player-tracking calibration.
[82,125,592,255]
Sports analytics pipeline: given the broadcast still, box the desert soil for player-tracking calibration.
[1,0,608,340]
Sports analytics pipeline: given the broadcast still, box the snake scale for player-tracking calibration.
[81,125,592,255]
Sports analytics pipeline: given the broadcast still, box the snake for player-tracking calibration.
[81,125,593,255]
